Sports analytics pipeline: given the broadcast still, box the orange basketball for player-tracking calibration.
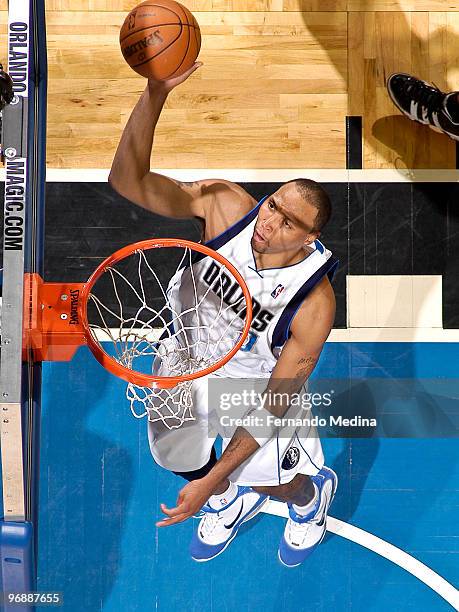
[120,0,201,81]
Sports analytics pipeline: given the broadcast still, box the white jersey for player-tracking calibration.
[166,196,338,378]
[148,196,338,484]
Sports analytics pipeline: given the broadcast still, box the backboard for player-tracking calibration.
[0,0,47,603]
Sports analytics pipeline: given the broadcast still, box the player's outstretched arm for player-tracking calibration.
[109,62,253,225]
[157,276,336,527]
[109,63,208,218]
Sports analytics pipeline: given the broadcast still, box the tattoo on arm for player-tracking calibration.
[295,355,317,379]
[213,428,259,478]
[223,435,244,457]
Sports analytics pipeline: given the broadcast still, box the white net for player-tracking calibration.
[85,244,249,429]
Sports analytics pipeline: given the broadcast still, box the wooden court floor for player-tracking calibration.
[1,1,459,169]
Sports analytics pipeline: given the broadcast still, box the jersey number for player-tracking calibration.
[240,331,258,352]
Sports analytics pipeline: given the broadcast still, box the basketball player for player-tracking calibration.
[109,62,338,567]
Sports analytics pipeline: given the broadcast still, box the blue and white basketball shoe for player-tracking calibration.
[278,466,338,567]
[190,486,269,562]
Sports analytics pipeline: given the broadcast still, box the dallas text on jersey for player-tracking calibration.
[202,261,274,332]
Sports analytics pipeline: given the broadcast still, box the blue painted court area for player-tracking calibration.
[37,344,459,611]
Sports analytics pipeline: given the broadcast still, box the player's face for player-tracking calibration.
[251,184,320,254]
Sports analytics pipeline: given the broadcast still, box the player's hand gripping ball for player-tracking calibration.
[120,0,201,81]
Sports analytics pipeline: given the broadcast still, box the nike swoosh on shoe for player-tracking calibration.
[224,501,244,530]
[311,482,332,527]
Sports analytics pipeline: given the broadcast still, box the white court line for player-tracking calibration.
[6,317,459,344]
[263,500,459,609]
[1,168,459,183]
[4,320,458,344]
[91,327,459,343]
[328,328,459,342]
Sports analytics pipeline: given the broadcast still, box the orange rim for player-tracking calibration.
[80,238,253,388]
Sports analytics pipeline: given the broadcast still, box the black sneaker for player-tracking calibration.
[386,73,459,141]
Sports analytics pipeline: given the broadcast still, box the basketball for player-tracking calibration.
[119,0,201,81]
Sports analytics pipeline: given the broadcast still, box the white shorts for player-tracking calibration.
[147,376,324,487]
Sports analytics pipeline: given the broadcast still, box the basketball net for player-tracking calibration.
[84,241,251,429]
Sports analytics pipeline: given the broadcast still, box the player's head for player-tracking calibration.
[251,179,331,254]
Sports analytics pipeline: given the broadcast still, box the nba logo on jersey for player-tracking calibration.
[271,284,285,299]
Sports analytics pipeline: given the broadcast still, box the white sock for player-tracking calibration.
[292,482,319,516]
[208,481,238,510]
